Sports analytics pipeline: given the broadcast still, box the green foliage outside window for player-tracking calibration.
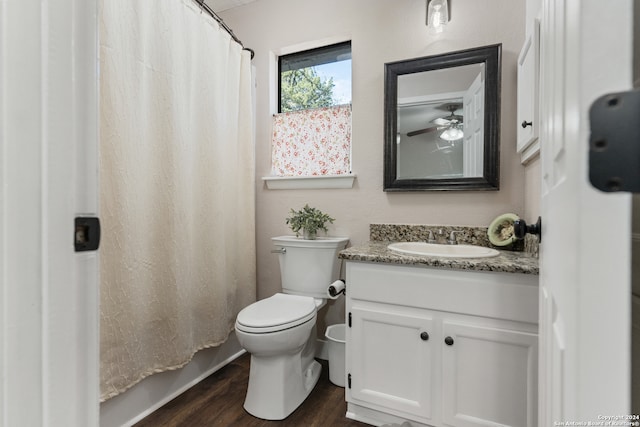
[280,68,335,113]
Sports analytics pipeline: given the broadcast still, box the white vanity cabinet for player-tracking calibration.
[345,261,539,427]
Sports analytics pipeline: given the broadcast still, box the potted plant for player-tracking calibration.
[286,204,335,240]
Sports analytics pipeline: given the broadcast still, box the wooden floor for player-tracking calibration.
[134,353,369,427]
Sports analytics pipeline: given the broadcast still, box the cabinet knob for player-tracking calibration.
[420,332,429,341]
[521,120,533,128]
[444,336,454,346]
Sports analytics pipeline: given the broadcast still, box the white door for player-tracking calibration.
[538,0,632,424]
[463,72,484,177]
[0,1,100,426]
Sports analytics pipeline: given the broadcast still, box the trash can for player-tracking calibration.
[325,324,346,387]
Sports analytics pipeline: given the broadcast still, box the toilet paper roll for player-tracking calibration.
[327,280,346,299]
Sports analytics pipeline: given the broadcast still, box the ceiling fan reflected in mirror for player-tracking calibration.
[406,102,464,141]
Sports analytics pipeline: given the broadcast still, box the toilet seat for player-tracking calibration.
[236,293,317,334]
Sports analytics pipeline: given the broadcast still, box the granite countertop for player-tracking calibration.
[339,240,539,275]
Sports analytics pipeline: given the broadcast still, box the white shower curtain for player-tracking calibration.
[99,0,256,400]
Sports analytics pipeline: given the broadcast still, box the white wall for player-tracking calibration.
[221,0,527,302]
[524,155,541,220]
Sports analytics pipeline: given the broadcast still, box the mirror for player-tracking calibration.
[384,44,501,191]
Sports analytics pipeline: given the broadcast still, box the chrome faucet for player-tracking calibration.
[447,230,461,245]
[426,230,437,244]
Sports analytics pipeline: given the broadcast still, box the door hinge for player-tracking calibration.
[75,217,101,252]
[348,312,352,327]
[589,89,640,192]
[348,373,351,389]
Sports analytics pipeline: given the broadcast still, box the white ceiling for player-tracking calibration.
[205,0,259,13]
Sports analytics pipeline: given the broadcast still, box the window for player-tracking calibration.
[278,41,352,113]
[271,42,352,178]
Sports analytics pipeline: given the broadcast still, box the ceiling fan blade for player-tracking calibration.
[407,126,440,137]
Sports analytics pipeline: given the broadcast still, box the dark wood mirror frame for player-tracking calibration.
[383,44,502,191]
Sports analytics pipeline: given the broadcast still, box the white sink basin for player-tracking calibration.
[387,242,500,258]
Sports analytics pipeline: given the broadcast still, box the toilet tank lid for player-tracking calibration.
[236,293,316,330]
[271,236,349,248]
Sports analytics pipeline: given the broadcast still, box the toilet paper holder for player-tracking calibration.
[328,280,346,297]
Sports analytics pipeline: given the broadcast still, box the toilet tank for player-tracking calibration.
[272,236,349,298]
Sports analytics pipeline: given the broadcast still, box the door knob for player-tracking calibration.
[513,216,542,243]
[521,120,533,128]
[444,336,454,346]
[420,332,429,341]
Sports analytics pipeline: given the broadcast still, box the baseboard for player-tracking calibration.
[100,333,245,427]
[346,402,430,427]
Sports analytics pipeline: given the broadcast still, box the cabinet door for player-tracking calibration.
[442,321,537,427]
[348,301,435,424]
[516,19,540,162]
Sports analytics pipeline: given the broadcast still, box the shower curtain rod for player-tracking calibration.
[195,0,255,59]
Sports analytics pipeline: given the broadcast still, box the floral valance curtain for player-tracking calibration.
[271,104,351,176]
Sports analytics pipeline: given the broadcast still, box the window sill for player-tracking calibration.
[262,174,356,190]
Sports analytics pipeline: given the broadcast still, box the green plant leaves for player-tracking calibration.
[285,204,335,238]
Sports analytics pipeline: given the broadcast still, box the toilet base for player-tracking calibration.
[243,354,321,420]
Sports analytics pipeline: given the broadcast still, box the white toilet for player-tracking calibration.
[235,235,349,420]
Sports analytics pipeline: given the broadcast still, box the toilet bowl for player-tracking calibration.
[235,236,348,420]
[235,294,323,420]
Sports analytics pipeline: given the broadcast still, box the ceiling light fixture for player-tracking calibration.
[440,125,463,141]
[427,0,449,34]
